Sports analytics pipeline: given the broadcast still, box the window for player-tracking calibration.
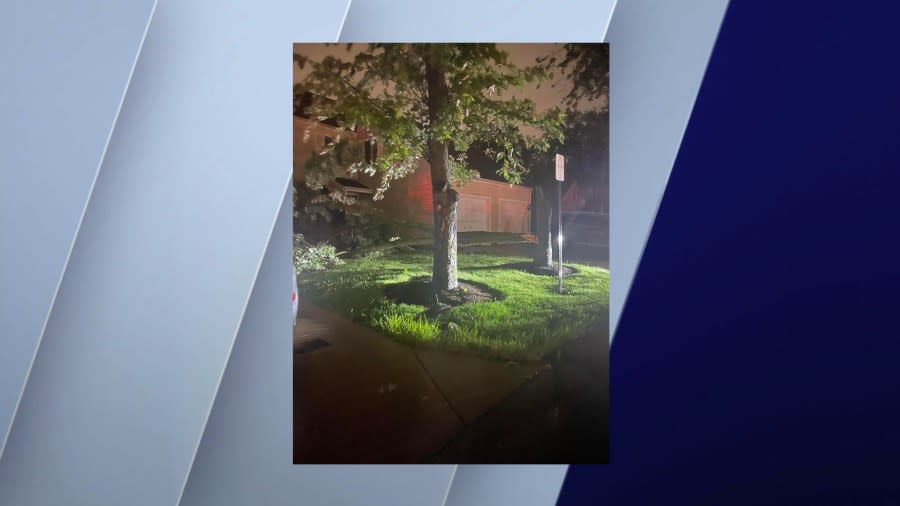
[293,90,343,127]
[328,177,375,198]
[364,140,378,163]
[294,91,315,117]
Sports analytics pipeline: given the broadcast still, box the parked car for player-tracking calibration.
[292,267,300,325]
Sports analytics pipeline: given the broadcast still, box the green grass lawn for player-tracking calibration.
[351,231,532,258]
[298,248,609,361]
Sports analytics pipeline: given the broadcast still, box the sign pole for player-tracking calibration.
[555,154,565,293]
[558,179,563,293]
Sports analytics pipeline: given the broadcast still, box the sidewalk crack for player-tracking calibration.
[413,351,466,426]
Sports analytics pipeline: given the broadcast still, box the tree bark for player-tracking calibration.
[425,49,459,291]
[429,139,459,290]
[533,186,553,267]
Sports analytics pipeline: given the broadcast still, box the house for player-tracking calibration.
[293,113,533,235]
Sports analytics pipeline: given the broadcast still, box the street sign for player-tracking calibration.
[555,153,564,292]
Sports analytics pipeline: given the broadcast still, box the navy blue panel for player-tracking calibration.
[561,1,900,504]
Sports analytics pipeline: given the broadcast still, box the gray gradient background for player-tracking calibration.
[0,0,158,461]
[0,0,728,504]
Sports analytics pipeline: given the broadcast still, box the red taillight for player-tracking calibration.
[292,292,297,301]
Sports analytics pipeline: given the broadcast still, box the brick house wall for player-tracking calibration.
[375,165,533,233]
[293,116,358,186]
[293,116,533,234]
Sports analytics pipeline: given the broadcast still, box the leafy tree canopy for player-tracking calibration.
[523,44,610,190]
[294,43,566,194]
[525,109,609,189]
[538,43,610,110]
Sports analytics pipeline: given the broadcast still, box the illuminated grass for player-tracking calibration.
[298,251,609,361]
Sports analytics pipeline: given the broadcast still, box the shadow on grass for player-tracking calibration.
[297,251,609,362]
[383,276,505,307]
[462,262,579,277]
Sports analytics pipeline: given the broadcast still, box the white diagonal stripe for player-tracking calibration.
[0,0,159,463]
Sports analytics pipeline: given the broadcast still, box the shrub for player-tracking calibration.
[293,234,345,272]
[293,184,400,252]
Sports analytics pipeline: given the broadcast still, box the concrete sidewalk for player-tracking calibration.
[293,303,544,463]
[428,319,610,463]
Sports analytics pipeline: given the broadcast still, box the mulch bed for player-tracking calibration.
[384,277,502,307]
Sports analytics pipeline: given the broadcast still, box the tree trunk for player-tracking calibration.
[533,186,553,267]
[425,50,458,291]
[430,140,459,290]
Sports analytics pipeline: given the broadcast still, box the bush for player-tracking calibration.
[293,184,400,252]
[293,234,345,272]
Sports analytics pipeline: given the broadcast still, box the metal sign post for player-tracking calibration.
[555,154,565,293]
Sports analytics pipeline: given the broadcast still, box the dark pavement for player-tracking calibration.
[427,319,609,464]
[293,303,547,463]
[293,303,461,463]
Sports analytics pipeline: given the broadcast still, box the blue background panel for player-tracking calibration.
[560,1,900,504]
